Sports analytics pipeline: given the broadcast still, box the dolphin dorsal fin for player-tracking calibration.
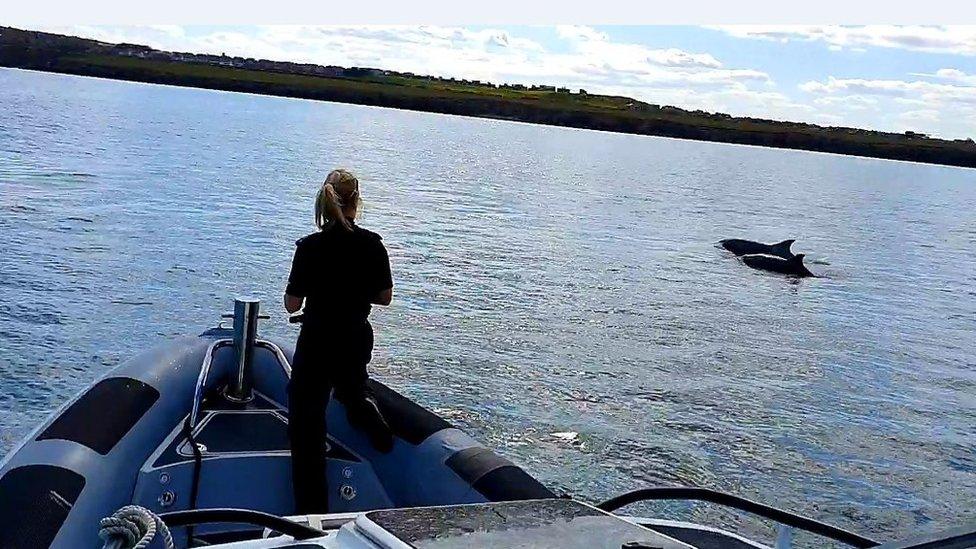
[774,239,795,253]
[789,253,806,264]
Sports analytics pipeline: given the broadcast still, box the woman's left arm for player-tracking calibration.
[370,239,394,307]
[284,240,309,313]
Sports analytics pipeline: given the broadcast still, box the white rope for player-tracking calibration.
[99,505,174,549]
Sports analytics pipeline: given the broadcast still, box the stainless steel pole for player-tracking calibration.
[227,297,259,402]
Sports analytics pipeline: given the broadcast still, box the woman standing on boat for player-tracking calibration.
[284,168,394,514]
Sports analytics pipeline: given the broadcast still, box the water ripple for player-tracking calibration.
[0,68,974,546]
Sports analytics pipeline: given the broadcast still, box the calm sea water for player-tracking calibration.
[1,68,974,546]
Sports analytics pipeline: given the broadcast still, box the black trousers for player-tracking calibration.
[287,323,391,514]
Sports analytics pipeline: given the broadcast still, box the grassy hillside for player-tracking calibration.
[2,26,975,169]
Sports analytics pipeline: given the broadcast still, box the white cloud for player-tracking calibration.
[711,25,976,56]
[800,76,976,106]
[554,25,724,70]
[893,97,930,107]
[146,25,186,39]
[915,68,976,85]
[555,25,609,43]
[799,74,976,137]
[813,95,880,111]
[900,109,941,122]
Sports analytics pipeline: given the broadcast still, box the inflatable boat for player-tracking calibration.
[1,299,972,549]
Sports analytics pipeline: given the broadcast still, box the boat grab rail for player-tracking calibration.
[188,338,292,430]
[158,508,325,541]
[189,339,233,430]
[255,339,293,377]
[597,487,879,548]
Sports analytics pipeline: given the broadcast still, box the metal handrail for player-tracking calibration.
[597,487,879,548]
[189,339,233,429]
[255,339,292,376]
[188,338,292,432]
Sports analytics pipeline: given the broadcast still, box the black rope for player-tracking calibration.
[181,415,204,547]
[597,486,879,548]
[158,508,325,540]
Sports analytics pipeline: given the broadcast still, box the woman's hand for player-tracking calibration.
[284,293,304,314]
[371,288,392,306]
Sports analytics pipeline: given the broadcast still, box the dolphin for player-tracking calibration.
[741,253,815,277]
[720,238,795,259]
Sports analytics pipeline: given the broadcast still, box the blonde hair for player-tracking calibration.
[315,169,361,231]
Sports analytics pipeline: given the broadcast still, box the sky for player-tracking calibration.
[24,24,976,139]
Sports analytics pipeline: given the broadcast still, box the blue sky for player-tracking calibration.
[27,25,976,139]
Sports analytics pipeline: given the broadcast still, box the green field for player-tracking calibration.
[2,25,975,169]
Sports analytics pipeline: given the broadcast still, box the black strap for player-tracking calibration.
[159,508,325,540]
[181,415,204,546]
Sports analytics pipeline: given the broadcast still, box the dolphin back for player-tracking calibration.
[741,253,814,277]
[721,238,795,259]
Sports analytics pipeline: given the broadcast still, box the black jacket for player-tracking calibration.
[286,222,393,328]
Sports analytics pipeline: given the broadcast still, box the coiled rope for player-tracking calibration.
[98,505,175,549]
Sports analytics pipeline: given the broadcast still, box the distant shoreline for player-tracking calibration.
[3,26,975,169]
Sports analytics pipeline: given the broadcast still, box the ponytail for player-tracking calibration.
[314,169,360,231]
